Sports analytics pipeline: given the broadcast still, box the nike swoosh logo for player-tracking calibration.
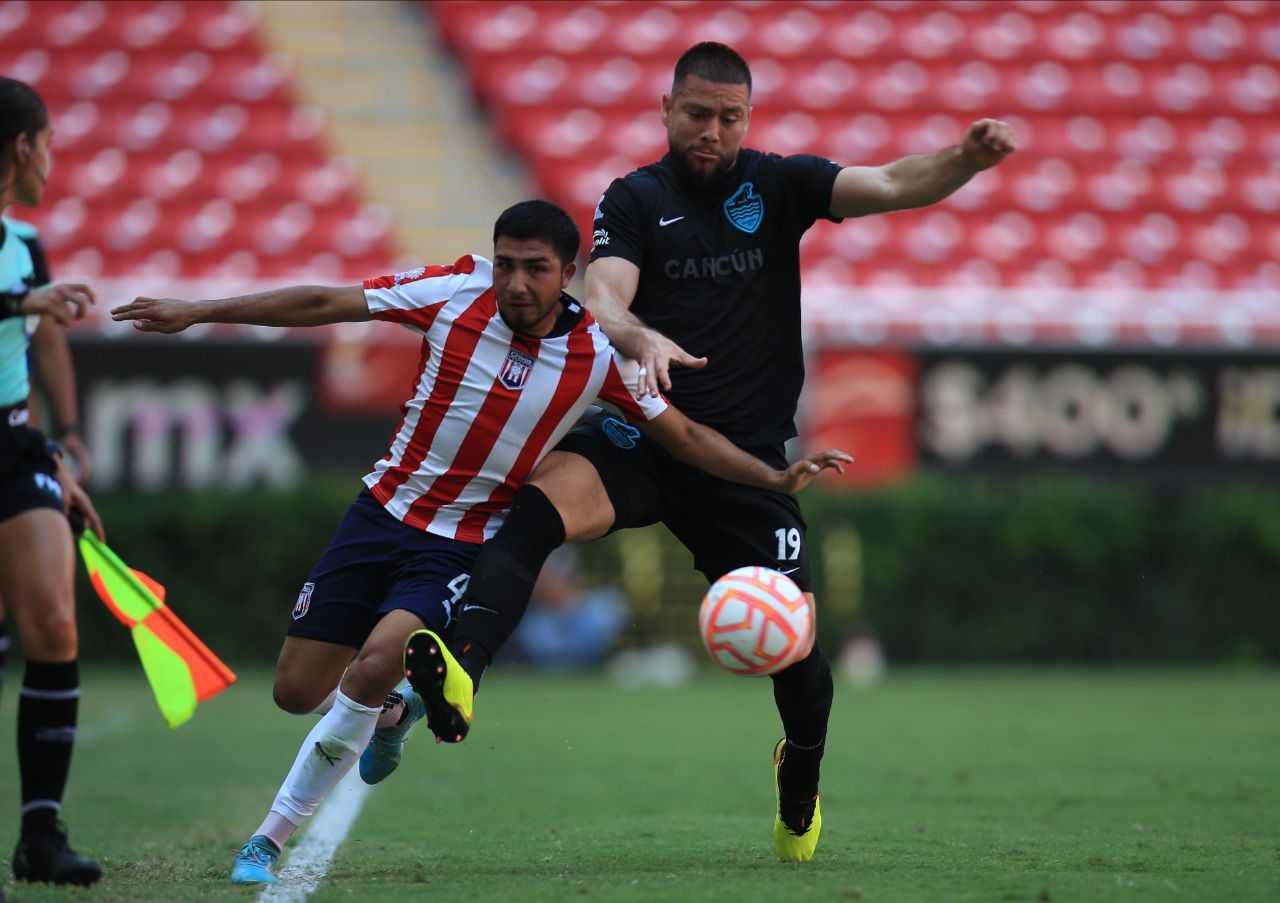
[658,216,685,227]
[779,567,800,575]
[461,604,498,615]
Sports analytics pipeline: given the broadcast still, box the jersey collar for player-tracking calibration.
[544,292,585,338]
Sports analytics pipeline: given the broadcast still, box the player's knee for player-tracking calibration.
[527,471,609,541]
[340,646,400,701]
[506,483,569,547]
[17,593,78,658]
[272,676,324,714]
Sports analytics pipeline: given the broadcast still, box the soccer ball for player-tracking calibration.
[698,566,812,676]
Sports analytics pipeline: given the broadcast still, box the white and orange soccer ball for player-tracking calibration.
[698,566,813,676]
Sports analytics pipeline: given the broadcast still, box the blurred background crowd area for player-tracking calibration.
[4,0,1278,666]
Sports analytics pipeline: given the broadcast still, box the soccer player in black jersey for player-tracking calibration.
[407,42,1017,862]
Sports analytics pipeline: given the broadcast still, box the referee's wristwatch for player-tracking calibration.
[2,284,30,319]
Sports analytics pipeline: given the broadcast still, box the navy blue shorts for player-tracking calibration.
[0,417,65,525]
[286,489,481,648]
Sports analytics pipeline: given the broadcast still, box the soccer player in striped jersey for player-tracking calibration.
[112,199,849,885]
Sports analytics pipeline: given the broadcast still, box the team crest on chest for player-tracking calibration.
[724,182,764,234]
[499,348,536,390]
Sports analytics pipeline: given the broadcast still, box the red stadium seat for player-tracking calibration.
[0,0,261,52]
[3,0,392,285]
[427,0,1279,333]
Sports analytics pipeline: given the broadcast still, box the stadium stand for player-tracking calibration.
[1,0,397,337]
[427,0,1280,347]
[4,0,1277,348]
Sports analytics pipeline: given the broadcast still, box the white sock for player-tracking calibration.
[313,684,404,726]
[261,690,380,842]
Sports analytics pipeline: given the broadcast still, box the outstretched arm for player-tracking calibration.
[585,256,707,399]
[111,285,370,333]
[830,118,1017,218]
[639,407,850,492]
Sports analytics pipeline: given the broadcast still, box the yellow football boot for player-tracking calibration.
[773,738,822,862]
[404,629,474,743]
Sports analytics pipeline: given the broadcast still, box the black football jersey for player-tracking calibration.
[590,148,840,446]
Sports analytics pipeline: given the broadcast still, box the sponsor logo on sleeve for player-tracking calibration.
[394,266,427,285]
[593,228,610,249]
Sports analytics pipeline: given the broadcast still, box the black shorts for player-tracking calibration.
[0,410,65,525]
[555,409,812,591]
[285,489,481,648]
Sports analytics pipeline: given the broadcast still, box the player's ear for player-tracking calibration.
[10,132,30,164]
[560,260,577,287]
[660,93,673,126]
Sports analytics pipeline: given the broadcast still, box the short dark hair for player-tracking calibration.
[0,77,48,149]
[493,199,580,265]
[672,42,752,97]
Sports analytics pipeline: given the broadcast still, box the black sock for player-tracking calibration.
[452,484,566,681]
[771,645,833,796]
[18,660,80,837]
[453,639,491,690]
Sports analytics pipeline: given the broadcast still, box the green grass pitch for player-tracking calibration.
[0,666,1275,902]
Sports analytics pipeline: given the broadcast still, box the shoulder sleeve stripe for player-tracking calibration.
[363,254,478,290]
[366,256,490,330]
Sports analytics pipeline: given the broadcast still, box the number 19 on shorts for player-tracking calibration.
[775,527,801,562]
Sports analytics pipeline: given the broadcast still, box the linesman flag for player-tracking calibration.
[78,533,236,728]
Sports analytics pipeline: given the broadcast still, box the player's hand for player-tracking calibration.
[961,119,1017,172]
[23,283,96,326]
[633,326,707,399]
[776,449,853,493]
[57,458,104,541]
[110,297,199,333]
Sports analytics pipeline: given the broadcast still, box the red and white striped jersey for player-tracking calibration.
[360,254,667,543]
